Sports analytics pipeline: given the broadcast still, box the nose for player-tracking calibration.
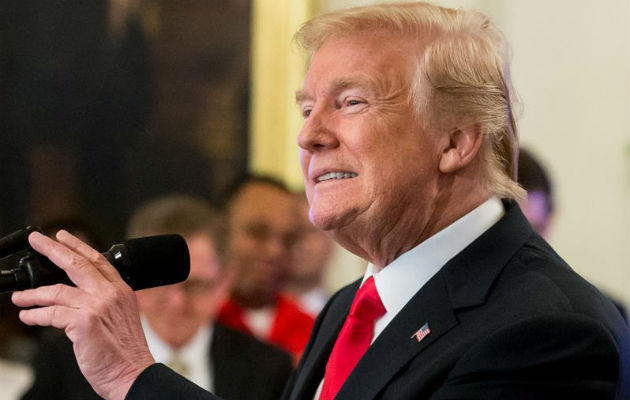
[297,109,339,152]
[165,285,188,308]
[263,235,287,261]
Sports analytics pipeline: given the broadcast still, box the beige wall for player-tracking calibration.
[310,0,630,307]
[496,0,630,311]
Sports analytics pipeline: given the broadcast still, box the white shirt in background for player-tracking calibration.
[141,317,213,391]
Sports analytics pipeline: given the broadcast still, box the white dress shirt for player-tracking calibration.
[142,317,213,391]
[244,306,275,340]
[314,197,505,399]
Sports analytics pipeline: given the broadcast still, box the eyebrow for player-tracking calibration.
[295,90,311,104]
[295,77,377,105]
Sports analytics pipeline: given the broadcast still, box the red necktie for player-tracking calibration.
[319,276,386,400]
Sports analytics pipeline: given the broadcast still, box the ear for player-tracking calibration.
[439,124,484,174]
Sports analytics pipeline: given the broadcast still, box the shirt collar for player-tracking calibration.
[363,197,505,332]
[141,316,212,366]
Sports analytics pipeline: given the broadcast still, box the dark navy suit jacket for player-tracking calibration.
[127,201,629,400]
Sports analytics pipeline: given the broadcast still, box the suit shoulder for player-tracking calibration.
[435,313,622,399]
[504,234,621,320]
[214,322,293,366]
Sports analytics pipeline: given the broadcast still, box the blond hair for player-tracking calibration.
[294,2,525,199]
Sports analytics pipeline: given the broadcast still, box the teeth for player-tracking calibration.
[317,172,358,182]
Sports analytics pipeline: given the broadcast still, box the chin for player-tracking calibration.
[309,205,358,233]
[167,331,195,348]
[309,205,338,230]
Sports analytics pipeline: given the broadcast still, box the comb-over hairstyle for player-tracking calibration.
[126,194,227,264]
[294,1,525,199]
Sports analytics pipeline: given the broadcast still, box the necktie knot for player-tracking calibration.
[349,276,386,321]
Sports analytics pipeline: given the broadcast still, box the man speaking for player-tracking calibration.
[12,2,629,399]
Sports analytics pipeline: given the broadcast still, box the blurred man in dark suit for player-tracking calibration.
[21,195,292,400]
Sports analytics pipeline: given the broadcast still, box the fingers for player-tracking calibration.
[18,305,74,330]
[55,230,122,284]
[12,283,87,308]
[28,231,106,291]
[55,230,103,264]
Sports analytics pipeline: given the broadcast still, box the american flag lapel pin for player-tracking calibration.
[411,322,431,343]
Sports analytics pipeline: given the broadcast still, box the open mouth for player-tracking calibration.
[316,171,358,182]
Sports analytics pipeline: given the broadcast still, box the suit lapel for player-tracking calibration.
[288,281,360,400]
[336,201,533,400]
[442,200,532,309]
[336,272,457,400]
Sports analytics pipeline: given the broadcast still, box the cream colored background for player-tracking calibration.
[251,0,630,310]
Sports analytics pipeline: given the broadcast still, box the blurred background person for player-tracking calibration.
[285,192,334,317]
[21,194,293,400]
[517,148,628,324]
[517,149,555,239]
[217,176,314,361]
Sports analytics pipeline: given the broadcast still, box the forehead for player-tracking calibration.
[299,31,416,97]
[187,233,219,277]
[231,183,296,227]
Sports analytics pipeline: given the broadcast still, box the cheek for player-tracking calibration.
[137,293,161,313]
[230,234,254,261]
[299,149,310,173]
[301,153,314,198]
[192,297,216,320]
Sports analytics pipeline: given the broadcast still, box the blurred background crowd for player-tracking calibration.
[0,0,628,399]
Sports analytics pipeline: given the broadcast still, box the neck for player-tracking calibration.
[231,290,277,309]
[333,176,490,269]
[286,278,322,296]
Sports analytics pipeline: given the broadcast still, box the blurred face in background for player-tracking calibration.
[228,182,298,307]
[290,196,334,288]
[519,190,553,238]
[137,232,230,349]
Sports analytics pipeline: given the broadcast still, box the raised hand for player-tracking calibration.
[12,230,155,400]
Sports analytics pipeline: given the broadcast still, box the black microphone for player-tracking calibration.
[0,227,190,293]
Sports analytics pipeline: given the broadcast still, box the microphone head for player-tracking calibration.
[116,234,190,290]
[0,226,41,259]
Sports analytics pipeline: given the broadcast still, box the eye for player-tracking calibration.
[243,223,271,241]
[302,108,312,118]
[342,97,367,109]
[339,96,368,113]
